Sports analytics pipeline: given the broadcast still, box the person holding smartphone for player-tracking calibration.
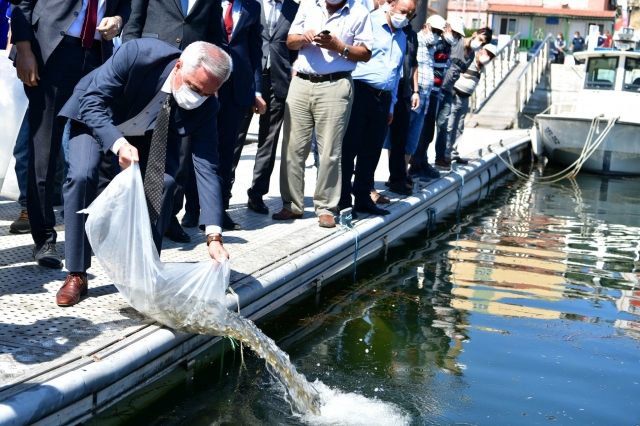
[273,0,373,228]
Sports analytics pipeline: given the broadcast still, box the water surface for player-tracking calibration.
[95,168,640,425]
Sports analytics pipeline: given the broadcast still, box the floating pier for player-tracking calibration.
[0,133,530,425]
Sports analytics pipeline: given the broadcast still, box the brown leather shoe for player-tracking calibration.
[56,273,88,307]
[272,208,303,220]
[318,214,336,228]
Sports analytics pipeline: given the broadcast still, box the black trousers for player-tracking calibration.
[184,80,247,211]
[339,81,391,208]
[25,40,101,246]
[63,126,179,272]
[409,91,440,175]
[388,93,412,184]
[233,72,287,201]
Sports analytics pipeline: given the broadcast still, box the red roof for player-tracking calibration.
[487,4,615,19]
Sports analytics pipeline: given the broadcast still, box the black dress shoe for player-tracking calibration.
[165,217,191,243]
[33,243,63,269]
[223,211,241,230]
[388,181,413,196]
[181,211,199,228]
[248,198,269,215]
[354,201,391,216]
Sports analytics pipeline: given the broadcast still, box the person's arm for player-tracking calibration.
[190,101,228,263]
[121,0,148,42]
[313,32,371,62]
[286,1,307,50]
[79,41,137,153]
[249,7,266,113]
[411,65,419,110]
[11,0,39,86]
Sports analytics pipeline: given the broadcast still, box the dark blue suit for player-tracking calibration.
[59,39,223,272]
[186,0,263,214]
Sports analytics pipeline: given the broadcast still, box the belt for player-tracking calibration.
[356,80,390,98]
[62,35,101,49]
[296,71,351,83]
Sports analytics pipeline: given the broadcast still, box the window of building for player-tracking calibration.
[584,57,618,90]
[471,19,481,29]
[623,57,640,92]
[499,18,516,35]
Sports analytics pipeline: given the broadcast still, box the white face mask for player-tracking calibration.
[478,54,491,65]
[326,0,343,5]
[173,70,208,110]
[424,32,440,45]
[389,11,408,29]
[444,32,458,46]
[470,39,482,51]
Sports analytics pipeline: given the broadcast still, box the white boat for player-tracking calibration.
[533,31,640,175]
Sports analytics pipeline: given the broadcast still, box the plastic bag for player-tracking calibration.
[82,163,230,332]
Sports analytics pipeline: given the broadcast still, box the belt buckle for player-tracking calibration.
[309,74,322,83]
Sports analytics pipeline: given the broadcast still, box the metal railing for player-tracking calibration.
[469,32,521,113]
[514,35,553,129]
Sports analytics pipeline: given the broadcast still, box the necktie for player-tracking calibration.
[266,0,280,68]
[224,0,234,42]
[80,0,98,49]
[181,0,189,16]
[144,94,173,223]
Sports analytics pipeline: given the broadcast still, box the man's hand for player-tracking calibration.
[15,41,39,87]
[253,95,267,114]
[411,93,420,110]
[118,143,139,169]
[387,113,394,126]
[97,16,121,41]
[302,29,317,44]
[208,241,229,263]
[314,33,344,54]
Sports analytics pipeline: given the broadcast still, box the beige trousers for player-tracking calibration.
[279,75,354,216]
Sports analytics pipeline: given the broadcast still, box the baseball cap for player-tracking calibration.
[426,15,446,32]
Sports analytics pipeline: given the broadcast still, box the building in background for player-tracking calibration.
[447,0,616,48]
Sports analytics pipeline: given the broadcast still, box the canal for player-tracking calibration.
[91,166,640,425]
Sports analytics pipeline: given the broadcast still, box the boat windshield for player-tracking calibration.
[584,57,618,90]
[622,57,640,92]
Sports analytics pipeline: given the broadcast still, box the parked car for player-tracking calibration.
[527,40,558,63]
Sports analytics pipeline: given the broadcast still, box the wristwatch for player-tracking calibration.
[341,45,350,58]
[413,90,419,95]
[206,234,223,246]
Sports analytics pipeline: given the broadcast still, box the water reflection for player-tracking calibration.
[94,169,640,425]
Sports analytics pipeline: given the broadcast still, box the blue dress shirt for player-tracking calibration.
[351,9,406,112]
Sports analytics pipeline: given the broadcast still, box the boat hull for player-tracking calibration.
[536,115,640,175]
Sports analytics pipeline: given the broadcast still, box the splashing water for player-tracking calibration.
[154,296,322,415]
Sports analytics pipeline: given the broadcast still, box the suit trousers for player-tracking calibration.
[234,72,287,201]
[64,126,179,273]
[340,80,392,208]
[24,40,101,247]
[409,91,440,175]
[388,94,412,184]
[280,75,353,216]
[184,81,246,211]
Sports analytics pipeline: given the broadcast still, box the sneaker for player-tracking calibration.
[10,210,30,234]
[422,164,441,179]
[33,243,63,269]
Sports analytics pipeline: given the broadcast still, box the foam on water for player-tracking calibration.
[300,380,411,426]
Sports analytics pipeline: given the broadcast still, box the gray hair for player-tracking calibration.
[180,41,232,82]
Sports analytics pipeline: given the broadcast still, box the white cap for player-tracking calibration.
[447,17,466,37]
[426,15,446,32]
[483,44,497,56]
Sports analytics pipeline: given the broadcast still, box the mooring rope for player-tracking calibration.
[339,211,360,282]
[495,114,619,183]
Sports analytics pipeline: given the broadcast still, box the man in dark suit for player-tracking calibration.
[182,0,264,230]
[122,0,223,48]
[57,39,230,306]
[231,0,298,215]
[121,0,224,243]
[10,0,131,268]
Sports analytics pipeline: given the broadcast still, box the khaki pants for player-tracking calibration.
[279,75,354,216]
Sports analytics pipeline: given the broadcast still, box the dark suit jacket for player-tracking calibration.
[122,0,223,49]
[59,38,223,227]
[258,0,297,99]
[10,0,131,66]
[218,0,263,106]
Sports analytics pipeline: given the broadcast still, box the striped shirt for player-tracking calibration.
[453,58,483,97]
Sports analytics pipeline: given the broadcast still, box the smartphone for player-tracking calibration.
[319,30,330,35]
